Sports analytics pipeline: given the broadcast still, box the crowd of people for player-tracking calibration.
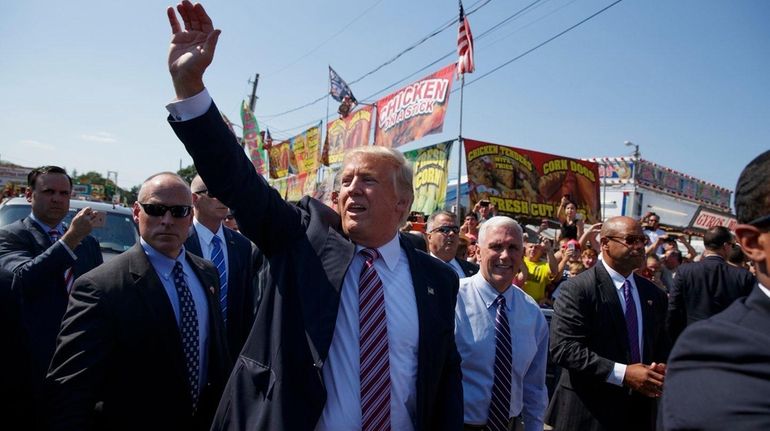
[1,2,768,430]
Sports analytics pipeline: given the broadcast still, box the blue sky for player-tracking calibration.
[1,0,768,194]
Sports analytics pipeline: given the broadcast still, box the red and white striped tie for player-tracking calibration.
[358,248,391,431]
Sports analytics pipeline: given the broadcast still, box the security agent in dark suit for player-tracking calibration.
[186,174,260,358]
[666,225,755,344]
[45,173,231,431]
[164,4,462,429]
[545,216,669,431]
[0,165,102,428]
[663,150,770,430]
[427,210,480,278]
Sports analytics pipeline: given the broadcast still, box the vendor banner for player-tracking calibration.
[375,63,455,148]
[268,177,288,200]
[464,139,600,222]
[314,165,343,208]
[291,122,322,174]
[267,140,296,179]
[636,159,731,210]
[240,100,267,176]
[286,173,307,202]
[323,105,373,165]
[403,140,453,215]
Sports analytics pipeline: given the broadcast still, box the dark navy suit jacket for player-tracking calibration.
[170,101,463,431]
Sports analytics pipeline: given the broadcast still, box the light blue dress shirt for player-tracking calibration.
[141,238,210,394]
[455,273,549,431]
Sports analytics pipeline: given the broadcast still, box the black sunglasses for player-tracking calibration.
[431,225,460,235]
[138,203,192,218]
[605,235,649,247]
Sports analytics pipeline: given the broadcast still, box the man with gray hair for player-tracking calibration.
[46,172,231,430]
[427,210,479,278]
[455,216,548,431]
[163,3,462,429]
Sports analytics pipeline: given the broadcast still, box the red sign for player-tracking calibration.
[375,63,455,148]
[690,207,738,232]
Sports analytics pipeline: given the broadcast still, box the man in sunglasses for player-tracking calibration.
[546,216,669,431]
[427,210,478,278]
[46,172,231,430]
[163,3,462,430]
[663,150,770,429]
[666,225,755,344]
[186,174,260,359]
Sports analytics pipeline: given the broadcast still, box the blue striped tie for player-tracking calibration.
[488,295,512,431]
[211,236,228,324]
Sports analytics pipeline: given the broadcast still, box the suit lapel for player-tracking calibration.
[129,245,190,389]
[23,217,53,249]
[595,264,633,362]
[185,228,203,257]
[633,275,657,363]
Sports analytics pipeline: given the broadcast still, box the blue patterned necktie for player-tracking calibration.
[623,279,641,364]
[211,235,228,324]
[488,295,512,431]
[172,261,200,410]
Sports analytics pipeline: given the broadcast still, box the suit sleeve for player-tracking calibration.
[169,102,304,256]
[666,269,687,344]
[0,226,76,297]
[549,277,615,381]
[522,312,549,431]
[432,272,463,430]
[45,276,113,430]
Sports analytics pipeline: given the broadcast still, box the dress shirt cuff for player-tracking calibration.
[607,362,626,386]
[58,240,78,260]
[166,88,212,121]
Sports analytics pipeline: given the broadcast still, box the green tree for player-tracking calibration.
[177,164,198,184]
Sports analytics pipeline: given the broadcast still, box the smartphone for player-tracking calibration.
[92,211,106,228]
[567,242,576,252]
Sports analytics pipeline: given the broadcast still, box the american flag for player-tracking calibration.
[457,0,475,78]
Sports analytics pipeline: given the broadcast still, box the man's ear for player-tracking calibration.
[132,202,141,224]
[736,225,766,264]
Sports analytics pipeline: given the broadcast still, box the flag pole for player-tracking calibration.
[455,74,465,220]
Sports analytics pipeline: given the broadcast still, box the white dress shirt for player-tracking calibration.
[316,233,419,431]
[430,252,466,278]
[601,259,644,386]
[193,220,229,275]
[455,273,549,431]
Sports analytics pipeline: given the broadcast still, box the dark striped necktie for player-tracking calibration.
[488,294,512,431]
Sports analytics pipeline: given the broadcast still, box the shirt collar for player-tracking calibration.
[355,233,401,271]
[193,218,225,245]
[471,272,513,311]
[28,212,64,234]
[140,238,186,279]
[601,259,636,291]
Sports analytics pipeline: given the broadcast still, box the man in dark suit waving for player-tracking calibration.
[666,225,755,344]
[164,3,462,430]
[46,173,231,430]
[0,165,102,427]
[545,216,669,431]
[663,150,770,430]
[186,174,259,358]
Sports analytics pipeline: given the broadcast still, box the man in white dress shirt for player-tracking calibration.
[427,210,479,278]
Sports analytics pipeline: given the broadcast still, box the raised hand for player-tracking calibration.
[167,1,221,99]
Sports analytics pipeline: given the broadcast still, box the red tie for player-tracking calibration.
[358,248,391,431]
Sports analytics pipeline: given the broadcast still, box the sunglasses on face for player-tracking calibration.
[605,235,649,247]
[138,203,192,218]
[431,225,460,235]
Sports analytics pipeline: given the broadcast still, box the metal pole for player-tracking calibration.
[248,73,260,112]
[455,75,465,219]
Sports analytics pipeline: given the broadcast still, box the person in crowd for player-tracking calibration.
[164,3,463,429]
[545,216,669,431]
[555,195,584,242]
[659,249,683,291]
[474,199,496,223]
[666,225,755,344]
[642,212,666,256]
[663,150,770,429]
[522,237,558,305]
[466,239,480,264]
[455,216,548,431]
[727,243,748,269]
[222,211,239,232]
[580,247,598,270]
[45,173,231,430]
[427,210,479,278]
[660,234,698,262]
[186,174,260,358]
[0,165,102,429]
[578,221,603,251]
[639,254,666,291]
[460,212,480,243]
[456,235,470,262]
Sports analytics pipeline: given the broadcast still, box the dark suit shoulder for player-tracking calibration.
[456,258,479,277]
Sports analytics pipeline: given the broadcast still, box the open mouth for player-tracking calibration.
[346,203,367,214]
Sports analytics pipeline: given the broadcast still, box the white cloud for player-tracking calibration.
[80,132,117,144]
[19,139,55,151]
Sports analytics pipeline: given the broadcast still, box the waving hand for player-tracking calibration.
[167,1,221,99]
